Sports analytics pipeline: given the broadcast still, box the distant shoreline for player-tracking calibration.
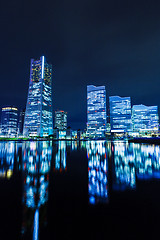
[0,137,160,144]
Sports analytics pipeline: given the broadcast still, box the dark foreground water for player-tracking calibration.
[0,140,160,240]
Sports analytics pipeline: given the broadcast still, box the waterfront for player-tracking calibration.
[0,140,160,239]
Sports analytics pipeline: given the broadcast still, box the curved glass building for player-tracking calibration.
[23,56,53,137]
[132,104,159,132]
[1,107,18,137]
[109,96,132,133]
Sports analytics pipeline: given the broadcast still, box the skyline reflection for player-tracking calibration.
[21,141,52,240]
[54,141,67,171]
[112,141,160,191]
[0,140,160,238]
[0,141,15,178]
[87,141,109,204]
[134,143,160,179]
[113,141,136,191]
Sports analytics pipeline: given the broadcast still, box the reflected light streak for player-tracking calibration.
[87,141,108,204]
[33,209,39,240]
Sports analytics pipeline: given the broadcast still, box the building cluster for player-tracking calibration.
[0,56,67,139]
[0,56,159,139]
[87,85,159,138]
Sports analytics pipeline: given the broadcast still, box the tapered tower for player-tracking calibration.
[23,56,53,137]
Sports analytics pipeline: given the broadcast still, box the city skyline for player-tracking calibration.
[1,67,160,130]
[1,2,160,240]
[0,79,160,134]
[1,0,160,129]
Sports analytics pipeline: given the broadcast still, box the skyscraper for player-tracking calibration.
[109,96,132,133]
[87,85,106,137]
[23,56,53,137]
[1,107,18,137]
[54,110,67,130]
[132,104,159,132]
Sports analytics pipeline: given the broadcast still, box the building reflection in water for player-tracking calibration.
[54,141,67,171]
[134,143,160,179]
[21,141,52,240]
[21,140,69,239]
[113,141,136,191]
[71,141,78,151]
[0,141,15,179]
[113,141,160,191]
[87,140,160,198]
[87,141,108,205]
[1,140,160,237]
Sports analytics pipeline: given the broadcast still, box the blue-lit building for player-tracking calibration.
[1,107,18,137]
[132,104,159,132]
[23,56,53,137]
[87,85,106,137]
[109,96,132,133]
[54,110,67,130]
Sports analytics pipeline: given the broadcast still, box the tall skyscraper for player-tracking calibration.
[132,104,159,132]
[109,96,132,133]
[23,56,53,137]
[1,107,18,137]
[54,110,67,130]
[87,85,106,137]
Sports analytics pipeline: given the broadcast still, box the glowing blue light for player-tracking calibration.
[33,209,39,240]
[89,196,95,204]
[42,56,44,79]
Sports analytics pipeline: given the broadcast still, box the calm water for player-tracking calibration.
[0,140,160,239]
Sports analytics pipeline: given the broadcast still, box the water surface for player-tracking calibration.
[0,140,160,240]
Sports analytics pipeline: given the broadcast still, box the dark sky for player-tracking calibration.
[0,0,160,129]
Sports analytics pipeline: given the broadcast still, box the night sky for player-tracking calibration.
[0,0,160,129]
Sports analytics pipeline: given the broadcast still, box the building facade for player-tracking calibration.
[109,96,132,133]
[54,110,67,130]
[132,104,159,132]
[1,107,18,137]
[23,56,53,137]
[18,109,25,136]
[87,85,106,137]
